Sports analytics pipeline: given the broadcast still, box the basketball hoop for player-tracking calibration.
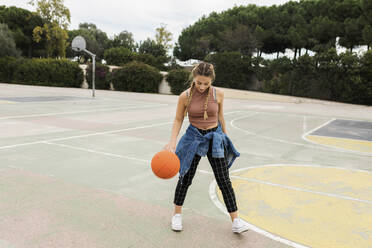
[72,36,96,97]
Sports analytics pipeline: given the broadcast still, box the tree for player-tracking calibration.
[361,0,372,25]
[28,0,70,57]
[0,6,45,57]
[0,23,21,57]
[253,25,265,57]
[361,0,372,49]
[310,16,339,52]
[111,30,136,51]
[67,23,110,61]
[338,17,363,52]
[217,23,256,57]
[138,38,167,57]
[155,23,173,51]
[362,25,372,49]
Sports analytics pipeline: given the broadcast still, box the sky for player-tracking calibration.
[2,0,294,45]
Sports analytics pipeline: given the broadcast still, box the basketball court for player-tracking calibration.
[0,83,371,248]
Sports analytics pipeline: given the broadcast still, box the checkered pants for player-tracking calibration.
[173,127,238,213]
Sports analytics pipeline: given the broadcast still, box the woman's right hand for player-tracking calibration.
[163,141,176,153]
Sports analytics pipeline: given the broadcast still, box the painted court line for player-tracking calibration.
[230,115,332,150]
[44,142,149,163]
[44,141,215,180]
[231,115,372,157]
[303,116,307,133]
[231,175,371,204]
[0,103,168,120]
[301,119,372,156]
[210,163,372,205]
[0,121,173,150]
[208,179,309,248]
[302,118,336,138]
[210,163,372,248]
[0,110,242,151]
[305,133,372,143]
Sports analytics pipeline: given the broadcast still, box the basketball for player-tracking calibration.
[151,150,180,179]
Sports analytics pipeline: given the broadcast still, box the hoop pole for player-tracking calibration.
[92,55,96,98]
[83,49,96,98]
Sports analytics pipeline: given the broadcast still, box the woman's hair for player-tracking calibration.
[184,62,216,120]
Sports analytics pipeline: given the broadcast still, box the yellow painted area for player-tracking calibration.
[217,166,372,248]
[0,100,15,104]
[306,135,372,154]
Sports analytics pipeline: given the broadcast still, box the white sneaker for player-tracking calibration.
[171,214,182,232]
[232,218,249,234]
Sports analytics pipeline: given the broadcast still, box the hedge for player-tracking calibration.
[110,61,162,93]
[11,58,83,87]
[166,69,190,95]
[86,63,110,90]
[0,56,17,82]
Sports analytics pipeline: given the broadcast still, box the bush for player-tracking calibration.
[104,47,133,65]
[86,63,110,90]
[0,56,18,82]
[12,58,83,87]
[111,61,162,93]
[357,50,372,105]
[166,69,190,95]
[258,49,371,105]
[132,53,157,68]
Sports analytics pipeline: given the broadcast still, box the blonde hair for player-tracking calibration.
[184,62,216,120]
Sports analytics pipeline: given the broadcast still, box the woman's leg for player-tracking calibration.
[207,150,238,221]
[173,154,201,214]
[207,150,249,233]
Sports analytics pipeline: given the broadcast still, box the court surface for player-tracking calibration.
[0,83,371,248]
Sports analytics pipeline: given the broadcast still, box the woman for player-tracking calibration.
[164,62,249,234]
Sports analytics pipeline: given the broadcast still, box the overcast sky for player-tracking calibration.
[2,0,294,45]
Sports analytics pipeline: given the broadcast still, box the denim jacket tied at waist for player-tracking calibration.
[175,123,240,181]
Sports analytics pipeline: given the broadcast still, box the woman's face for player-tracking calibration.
[194,75,212,93]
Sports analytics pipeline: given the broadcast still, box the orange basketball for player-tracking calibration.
[151,150,180,179]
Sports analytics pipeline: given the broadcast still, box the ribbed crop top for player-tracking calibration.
[187,87,219,129]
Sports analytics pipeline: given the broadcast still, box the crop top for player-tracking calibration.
[187,86,218,129]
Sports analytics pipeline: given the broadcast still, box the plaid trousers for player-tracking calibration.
[173,127,238,213]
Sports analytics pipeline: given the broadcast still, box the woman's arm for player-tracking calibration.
[164,91,187,152]
[217,89,227,134]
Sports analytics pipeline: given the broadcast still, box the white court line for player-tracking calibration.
[0,121,172,150]
[0,110,242,151]
[45,138,363,198]
[208,179,309,248]
[44,142,149,163]
[232,175,372,204]
[303,116,307,133]
[43,142,216,180]
[301,118,372,156]
[49,138,371,204]
[302,118,335,138]
[209,164,372,248]
[0,103,168,120]
[230,115,372,157]
[230,114,331,148]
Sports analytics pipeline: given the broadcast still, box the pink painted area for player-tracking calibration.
[0,210,100,248]
[0,168,289,248]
